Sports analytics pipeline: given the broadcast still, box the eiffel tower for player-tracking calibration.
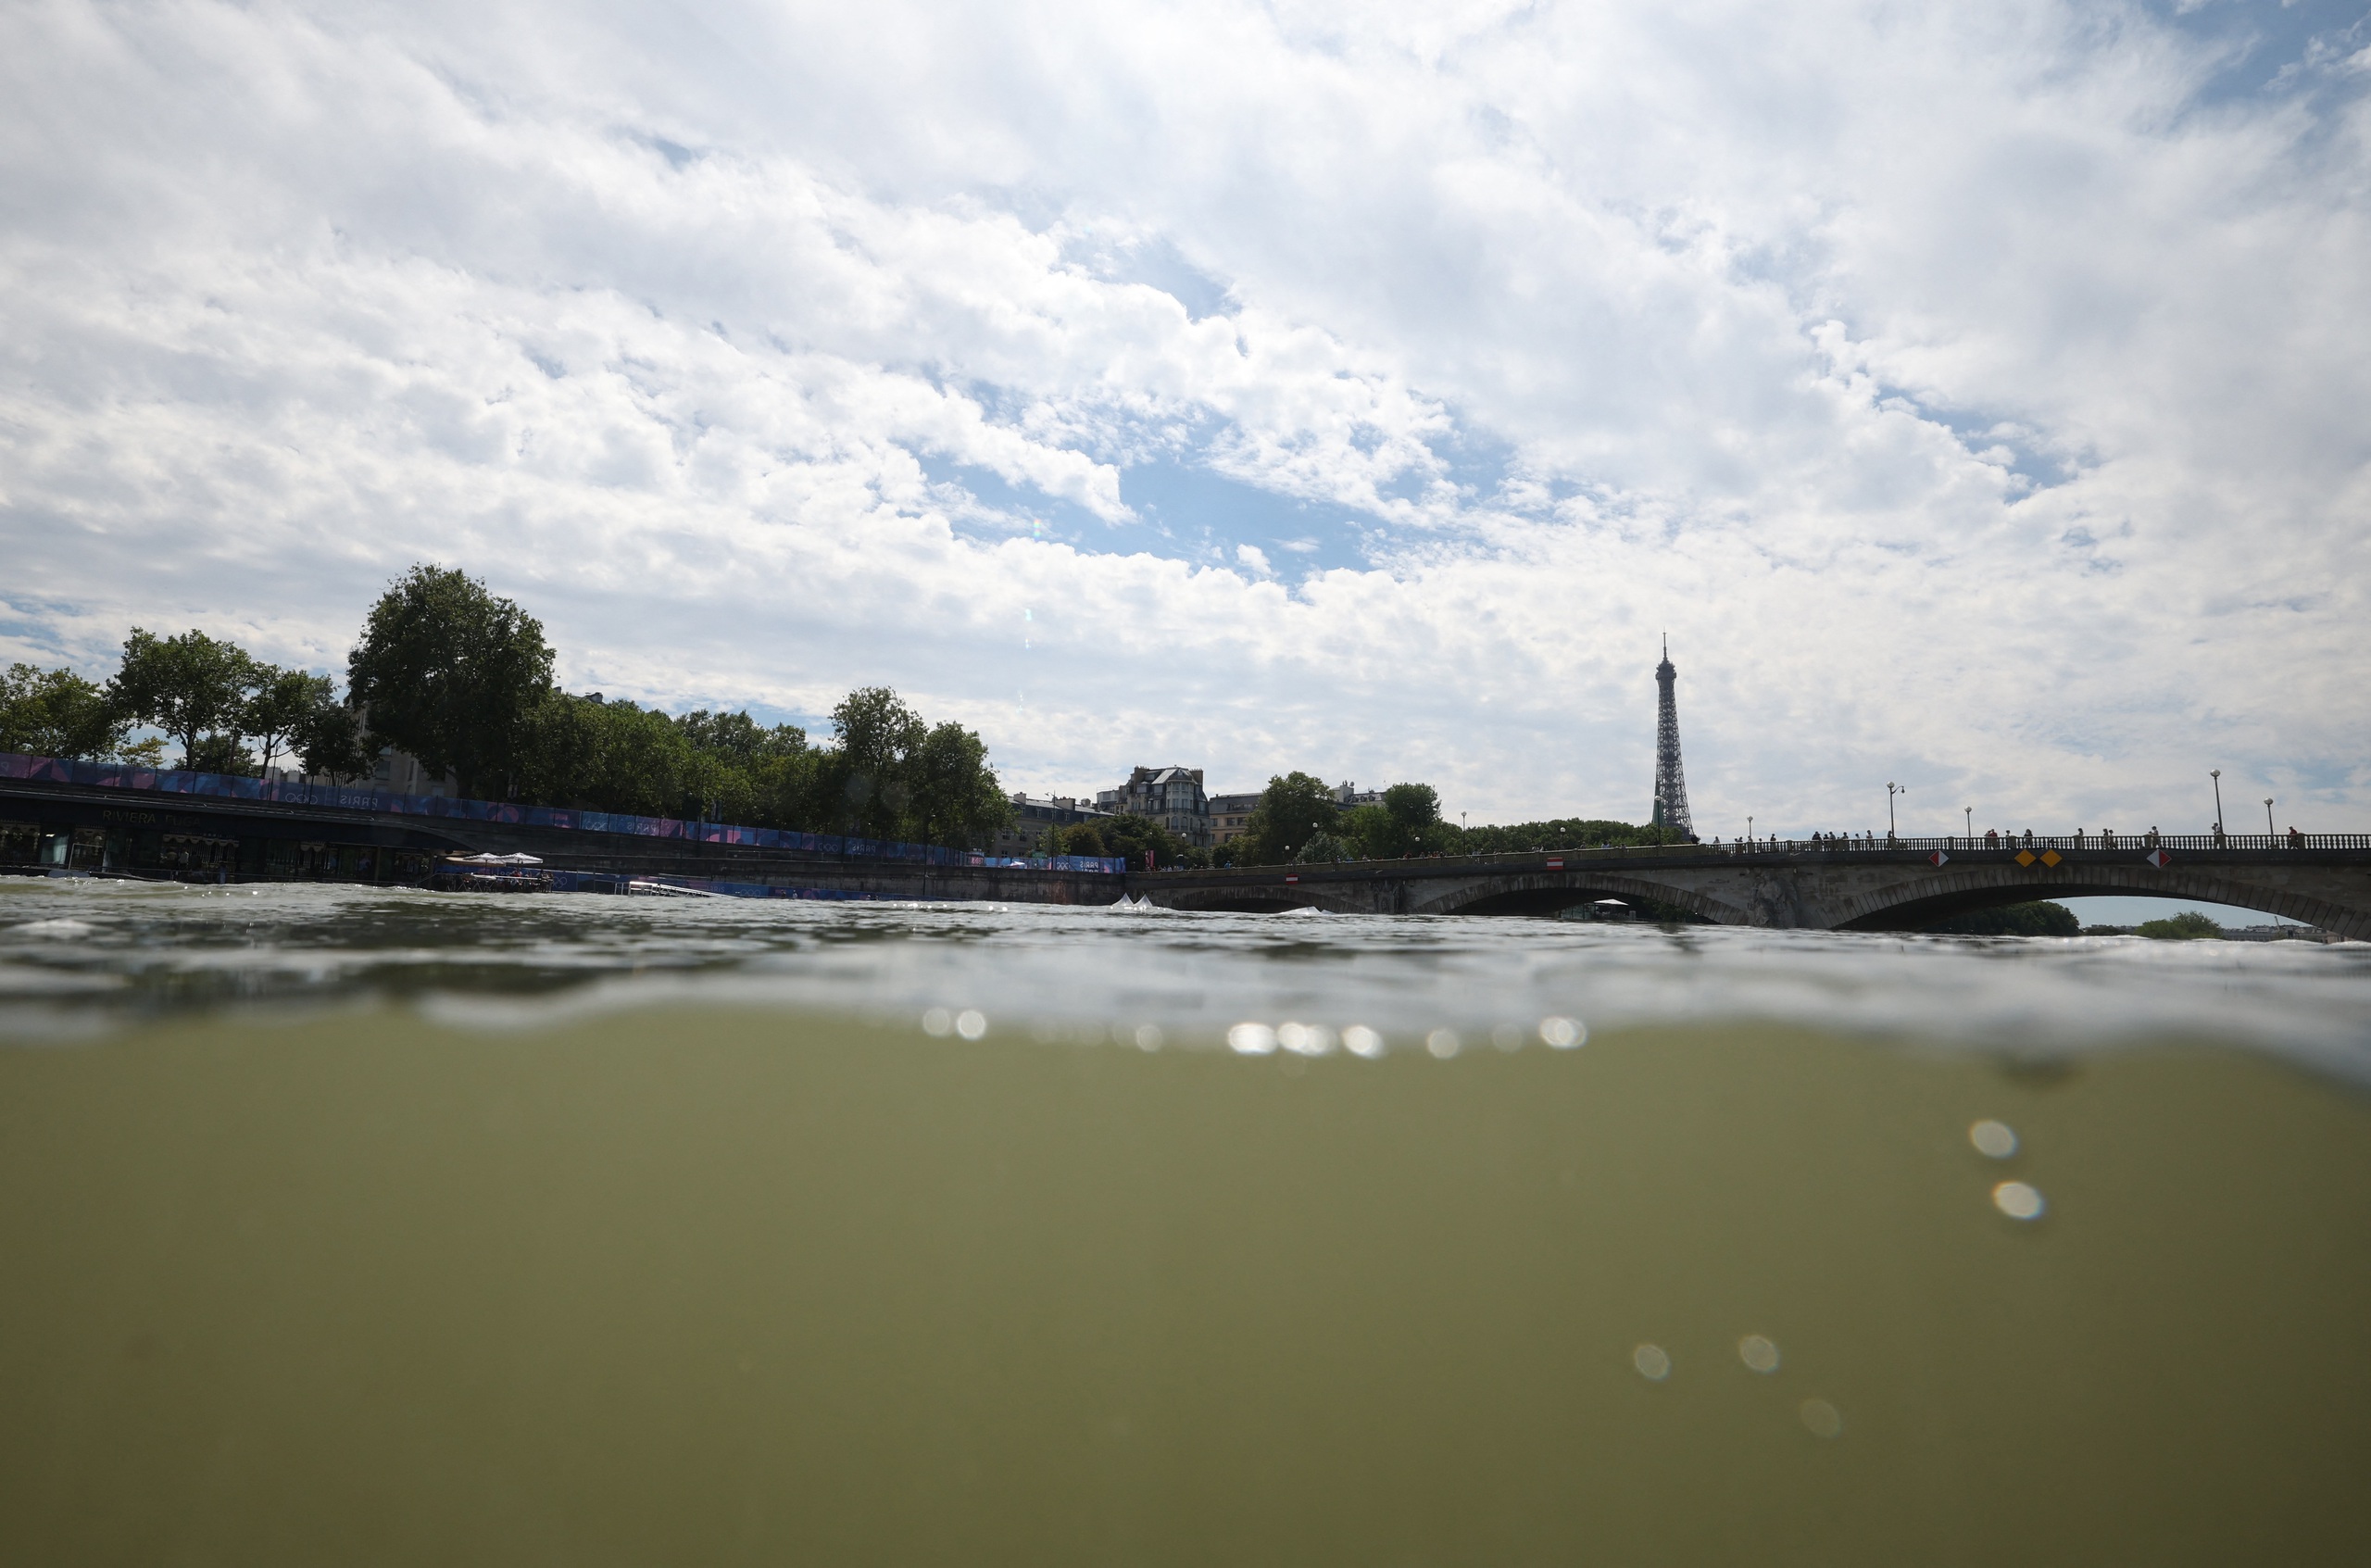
[1651,635,1695,841]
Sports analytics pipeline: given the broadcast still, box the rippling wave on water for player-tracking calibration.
[5,880,2366,1075]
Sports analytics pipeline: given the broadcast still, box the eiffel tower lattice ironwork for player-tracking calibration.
[1651,635,1695,840]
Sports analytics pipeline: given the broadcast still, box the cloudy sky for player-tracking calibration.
[3,0,2365,835]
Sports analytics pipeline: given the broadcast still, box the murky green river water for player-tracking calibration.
[4,881,2368,1564]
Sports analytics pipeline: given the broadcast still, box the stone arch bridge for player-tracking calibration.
[1135,834,2371,939]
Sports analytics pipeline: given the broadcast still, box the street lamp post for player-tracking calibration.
[1963,806,1973,844]
[1887,783,1903,842]
[2265,798,2276,837]
[2211,769,2225,842]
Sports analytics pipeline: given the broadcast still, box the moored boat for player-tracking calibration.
[422,852,550,893]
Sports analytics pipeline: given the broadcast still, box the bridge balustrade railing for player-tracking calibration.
[1760,833,2371,853]
[1429,832,2371,869]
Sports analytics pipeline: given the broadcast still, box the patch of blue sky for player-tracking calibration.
[1428,423,1534,510]
[915,445,1426,577]
[913,455,1141,551]
[1124,457,1385,573]
[2149,0,2370,111]
[1875,385,2084,494]
[1060,230,1234,321]
[0,596,107,667]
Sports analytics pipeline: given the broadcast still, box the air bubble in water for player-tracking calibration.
[921,1008,953,1036]
[1799,1399,1843,1437]
[1227,1022,1277,1055]
[1634,1344,1672,1381]
[1342,1025,1384,1058]
[955,1010,987,1040]
[1738,1335,1780,1374]
[1134,1024,1164,1051]
[1538,1016,1586,1048]
[1970,1119,2019,1159]
[1279,1022,1336,1056]
[1426,1029,1461,1060]
[1992,1180,2046,1221]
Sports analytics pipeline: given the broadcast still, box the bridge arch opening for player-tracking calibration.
[1843,878,2346,935]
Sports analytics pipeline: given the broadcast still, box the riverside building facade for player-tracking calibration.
[991,794,1115,859]
[1099,767,1211,847]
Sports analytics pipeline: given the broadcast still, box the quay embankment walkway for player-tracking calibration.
[0,754,1122,904]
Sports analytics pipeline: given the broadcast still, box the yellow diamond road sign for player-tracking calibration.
[2015,849,2036,867]
[2039,849,2063,867]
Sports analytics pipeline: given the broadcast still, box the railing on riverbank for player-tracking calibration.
[0,752,1124,875]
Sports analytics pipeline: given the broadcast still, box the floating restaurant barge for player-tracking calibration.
[0,754,1125,905]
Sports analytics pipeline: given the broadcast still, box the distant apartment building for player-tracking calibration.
[1209,782,1374,847]
[990,794,1113,859]
[373,748,458,797]
[1099,766,1210,847]
[1207,792,1262,847]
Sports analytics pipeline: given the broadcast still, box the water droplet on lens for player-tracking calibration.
[1426,1029,1461,1060]
[1634,1343,1672,1381]
[1538,1016,1586,1048]
[1738,1335,1780,1374]
[1134,1023,1164,1051]
[955,1010,987,1040]
[1342,1025,1385,1058]
[1992,1180,2046,1221]
[1799,1398,1843,1437]
[1227,1022,1277,1055]
[921,1008,953,1036]
[1492,1023,1524,1051]
[1970,1119,2019,1159]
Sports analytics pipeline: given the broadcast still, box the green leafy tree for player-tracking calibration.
[1098,812,1184,868]
[1294,830,1352,864]
[514,694,689,817]
[183,734,258,775]
[1055,822,1108,857]
[1378,783,1448,855]
[1926,901,2081,937]
[676,709,810,823]
[346,566,555,798]
[822,686,925,838]
[243,666,337,776]
[903,721,1013,850]
[0,663,152,761]
[1447,817,1656,856]
[295,701,376,783]
[108,628,257,770]
[2137,910,2225,941]
[1236,771,1339,865]
[1338,805,1394,859]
